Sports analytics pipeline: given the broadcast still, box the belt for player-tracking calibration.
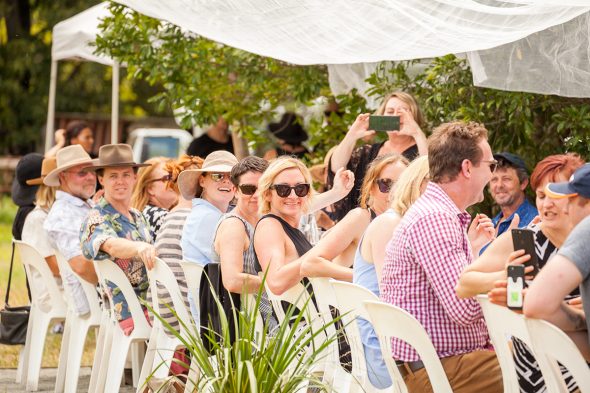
[396,360,425,378]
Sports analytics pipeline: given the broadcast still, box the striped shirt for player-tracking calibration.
[154,208,191,336]
[381,182,490,361]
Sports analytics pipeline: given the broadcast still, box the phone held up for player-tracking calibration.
[507,265,525,310]
[511,228,540,277]
[369,115,400,132]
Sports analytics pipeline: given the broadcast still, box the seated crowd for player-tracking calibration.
[12,91,590,393]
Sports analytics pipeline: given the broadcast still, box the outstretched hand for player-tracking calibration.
[347,113,375,141]
[468,213,496,253]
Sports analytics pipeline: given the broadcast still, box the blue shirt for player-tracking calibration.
[480,199,538,255]
[181,198,223,266]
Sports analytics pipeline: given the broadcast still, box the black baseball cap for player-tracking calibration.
[493,152,528,173]
[11,153,43,207]
[546,163,590,199]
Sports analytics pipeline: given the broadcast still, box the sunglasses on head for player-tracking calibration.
[270,183,311,198]
[208,172,231,182]
[147,174,173,183]
[376,178,394,193]
[238,184,257,195]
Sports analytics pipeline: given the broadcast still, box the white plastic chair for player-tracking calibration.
[53,251,102,393]
[526,317,590,392]
[476,294,527,393]
[330,280,397,393]
[138,257,196,392]
[179,261,204,312]
[14,240,68,391]
[308,277,352,392]
[263,279,333,387]
[92,259,152,393]
[363,301,453,393]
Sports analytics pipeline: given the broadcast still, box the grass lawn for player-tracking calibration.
[0,196,96,369]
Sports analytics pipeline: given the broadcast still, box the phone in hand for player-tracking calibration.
[507,265,525,310]
[369,115,400,132]
[511,228,540,277]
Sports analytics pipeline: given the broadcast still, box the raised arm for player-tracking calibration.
[254,218,303,295]
[330,114,374,173]
[309,167,354,213]
[215,218,261,294]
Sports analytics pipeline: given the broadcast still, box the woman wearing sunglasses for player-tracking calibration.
[301,154,408,280]
[131,156,179,239]
[178,150,239,266]
[254,156,356,296]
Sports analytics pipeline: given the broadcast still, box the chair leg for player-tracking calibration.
[25,312,52,391]
[131,340,146,387]
[96,321,115,393]
[184,360,200,393]
[88,324,105,393]
[64,320,90,393]
[16,307,36,384]
[104,329,132,393]
[55,314,73,393]
[137,324,159,392]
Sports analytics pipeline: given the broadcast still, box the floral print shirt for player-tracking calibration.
[80,197,152,322]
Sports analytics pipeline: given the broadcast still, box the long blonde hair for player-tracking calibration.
[375,91,425,129]
[359,154,409,209]
[258,156,314,215]
[131,156,170,211]
[390,155,429,216]
[35,184,56,211]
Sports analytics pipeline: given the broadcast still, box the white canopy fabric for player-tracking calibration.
[47,2,119,152]
[116,0,590,98]
[52,2,115,66]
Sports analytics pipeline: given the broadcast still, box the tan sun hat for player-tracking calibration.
[178,150,238,200]
[92,144,151,170]
[43,145,98,187]
[27,157,57,186]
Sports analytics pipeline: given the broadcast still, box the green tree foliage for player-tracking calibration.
[0,0,167,154]
[95,4,329,150]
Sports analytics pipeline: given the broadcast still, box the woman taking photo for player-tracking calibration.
[327,92,427,221]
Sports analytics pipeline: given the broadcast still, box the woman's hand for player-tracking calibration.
[504,249,535,280]
[396,108,425,140]
[331,167,355,199]
[488,280,527,312]
[54,129,66,147]
[468,213,496,253]
[346,113,374,142]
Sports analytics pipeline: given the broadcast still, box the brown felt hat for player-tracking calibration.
[44,145,98,187]
[92,144,150,170]
[27,157,57,186]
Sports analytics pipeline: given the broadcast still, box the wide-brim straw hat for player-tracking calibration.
[178,150,238,200]
[44,145,98,187]
[91,144,151,171]
[27,157,57,186]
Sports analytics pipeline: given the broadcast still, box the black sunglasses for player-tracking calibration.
[270,183,311,198]
[376,178,394,193]
[238,184,257,195]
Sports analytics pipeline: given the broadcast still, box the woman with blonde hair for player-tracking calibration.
[353,155,429,389]
[131,156,179,239]
[301,154,408,279]
[327,91,427,221]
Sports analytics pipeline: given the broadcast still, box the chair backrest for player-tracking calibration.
[526,317,590,392]
[476,295,527,393]
[54,251,102,319]
[180,261,204,310]
[330,280,401,390]
[14,240,67,314]
[92,259,151,336]
[364,300,453,393]
[148,258,195,337]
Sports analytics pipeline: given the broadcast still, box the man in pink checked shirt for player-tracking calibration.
[380,121,502,392]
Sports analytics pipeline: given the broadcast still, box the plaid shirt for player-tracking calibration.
[381,182,490,361]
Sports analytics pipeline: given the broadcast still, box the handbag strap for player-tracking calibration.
[5,242,16,306]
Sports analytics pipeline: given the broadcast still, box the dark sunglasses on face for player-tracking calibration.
[270,183,311,198]
[209,172,231,182]
[147,174,173,183]
[376,178,394,193]
[238,184,257,195]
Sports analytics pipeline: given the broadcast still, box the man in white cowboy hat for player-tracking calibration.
[179,150,239,266]
[80,144,155,333]
[44,145,99,316]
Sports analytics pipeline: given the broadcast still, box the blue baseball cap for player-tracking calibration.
[494,152,528,174]
[546,163,590,199]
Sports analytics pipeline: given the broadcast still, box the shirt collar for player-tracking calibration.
[492,199,534,226]
[426,182,472,227]
[55,190,93,208]
[192,197,222,212]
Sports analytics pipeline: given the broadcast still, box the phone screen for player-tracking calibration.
[507,265,525,310]
[511,229,540,277]
[369,115,400,132]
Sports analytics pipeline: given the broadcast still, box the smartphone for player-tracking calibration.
[511,228,540,277]
[369,115,400,132]
[507,265,525,310]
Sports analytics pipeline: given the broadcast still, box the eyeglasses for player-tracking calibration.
[147,174,173,184]
[208,173,231,182]
[482,159,499,173]
[65,169,94,178]
[270,183,311,198]
[238,184,257,195]
[375,178,394,193]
